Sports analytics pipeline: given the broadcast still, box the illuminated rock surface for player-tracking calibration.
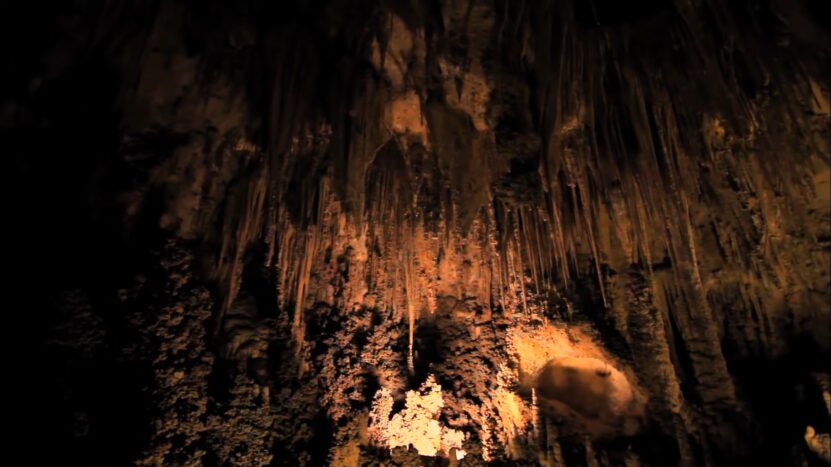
[369,376,466,459]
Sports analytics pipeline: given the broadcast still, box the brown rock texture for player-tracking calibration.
[5,0,830,465]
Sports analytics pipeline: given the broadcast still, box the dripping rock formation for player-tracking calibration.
[5,0,830,465]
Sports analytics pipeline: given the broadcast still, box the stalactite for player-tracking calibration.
[404,251,416,375]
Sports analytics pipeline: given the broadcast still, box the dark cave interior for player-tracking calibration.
[3,0,830,465]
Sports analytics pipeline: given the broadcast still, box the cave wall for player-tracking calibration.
[5,0,830,465]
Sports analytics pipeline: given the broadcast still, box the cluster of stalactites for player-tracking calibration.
[200,1,828,370]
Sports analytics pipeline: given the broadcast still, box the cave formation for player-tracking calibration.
[5,0,830,465]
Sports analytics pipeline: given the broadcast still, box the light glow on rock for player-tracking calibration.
[368,375,466,459]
